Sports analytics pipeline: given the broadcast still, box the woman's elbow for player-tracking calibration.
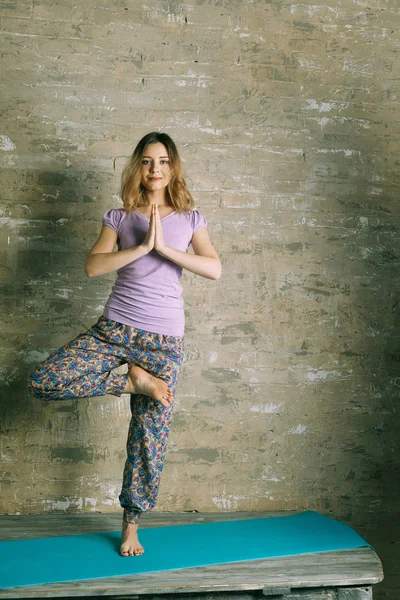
[84,258,96,278]
[212,260,222,280]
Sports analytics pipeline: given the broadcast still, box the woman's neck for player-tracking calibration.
[138,200,171,207]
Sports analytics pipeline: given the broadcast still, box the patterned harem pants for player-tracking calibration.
[27,315,184,525]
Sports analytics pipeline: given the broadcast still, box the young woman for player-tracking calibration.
[27,131,221,557]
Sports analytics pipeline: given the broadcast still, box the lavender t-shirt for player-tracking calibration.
[101,208,208,337]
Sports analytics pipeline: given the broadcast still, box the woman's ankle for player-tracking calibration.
[123,371,133,394]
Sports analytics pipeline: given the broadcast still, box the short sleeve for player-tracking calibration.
[102,209,123,233]
[191,209,208,234]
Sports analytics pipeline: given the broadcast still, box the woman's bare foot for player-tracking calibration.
[124,365,173,407]
[120,521,144,557]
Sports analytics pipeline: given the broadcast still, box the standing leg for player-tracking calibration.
[119,329,184,555]
[27,316,131,400]
[120,373,181,523]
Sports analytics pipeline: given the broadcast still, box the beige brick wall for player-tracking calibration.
[0,1,399,597]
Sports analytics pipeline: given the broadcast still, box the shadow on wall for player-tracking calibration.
[315,139,399,600]
[351,221,399,599]
[0,167,126,515]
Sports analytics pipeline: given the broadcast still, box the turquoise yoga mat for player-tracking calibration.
[0,510,373,590]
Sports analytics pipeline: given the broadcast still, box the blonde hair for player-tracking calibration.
[120,132,195,213]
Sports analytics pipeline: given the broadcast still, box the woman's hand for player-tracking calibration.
[141,204,156,253]
[154,204,168,254]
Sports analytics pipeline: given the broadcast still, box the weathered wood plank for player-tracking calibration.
[336,587,373,599]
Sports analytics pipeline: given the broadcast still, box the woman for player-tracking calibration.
[27,131,221,557]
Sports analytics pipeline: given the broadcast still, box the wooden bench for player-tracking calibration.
[0,511,383,599]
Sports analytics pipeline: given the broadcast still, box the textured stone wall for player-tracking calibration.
[0,1,399,598]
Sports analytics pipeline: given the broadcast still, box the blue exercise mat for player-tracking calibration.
[0,510,372,589]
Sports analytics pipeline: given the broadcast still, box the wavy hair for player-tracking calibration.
[120,132,195,213]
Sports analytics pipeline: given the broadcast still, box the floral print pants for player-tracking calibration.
[27,315,184,525]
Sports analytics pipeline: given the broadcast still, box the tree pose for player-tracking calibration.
[28,131,221,557]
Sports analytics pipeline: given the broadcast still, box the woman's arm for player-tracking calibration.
[157,226,222,280]
[84,225,148,277]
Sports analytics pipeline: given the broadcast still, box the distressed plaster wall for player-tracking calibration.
[0,1,399,598]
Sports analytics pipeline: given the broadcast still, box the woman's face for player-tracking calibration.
[140,142,171,192]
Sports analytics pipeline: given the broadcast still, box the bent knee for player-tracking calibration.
[27,370,58,399]
[27,372,46,398]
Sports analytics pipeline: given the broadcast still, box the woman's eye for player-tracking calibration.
[142,160,169,164]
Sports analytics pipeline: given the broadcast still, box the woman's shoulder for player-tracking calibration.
[103,207,126,215]
[102,207,125,215]
[102,207,127,231]
[184,208,208,231]
[179,207,207,219]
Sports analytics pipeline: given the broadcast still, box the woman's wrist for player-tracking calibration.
[139,243,152,256]
[155,244,169,258]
